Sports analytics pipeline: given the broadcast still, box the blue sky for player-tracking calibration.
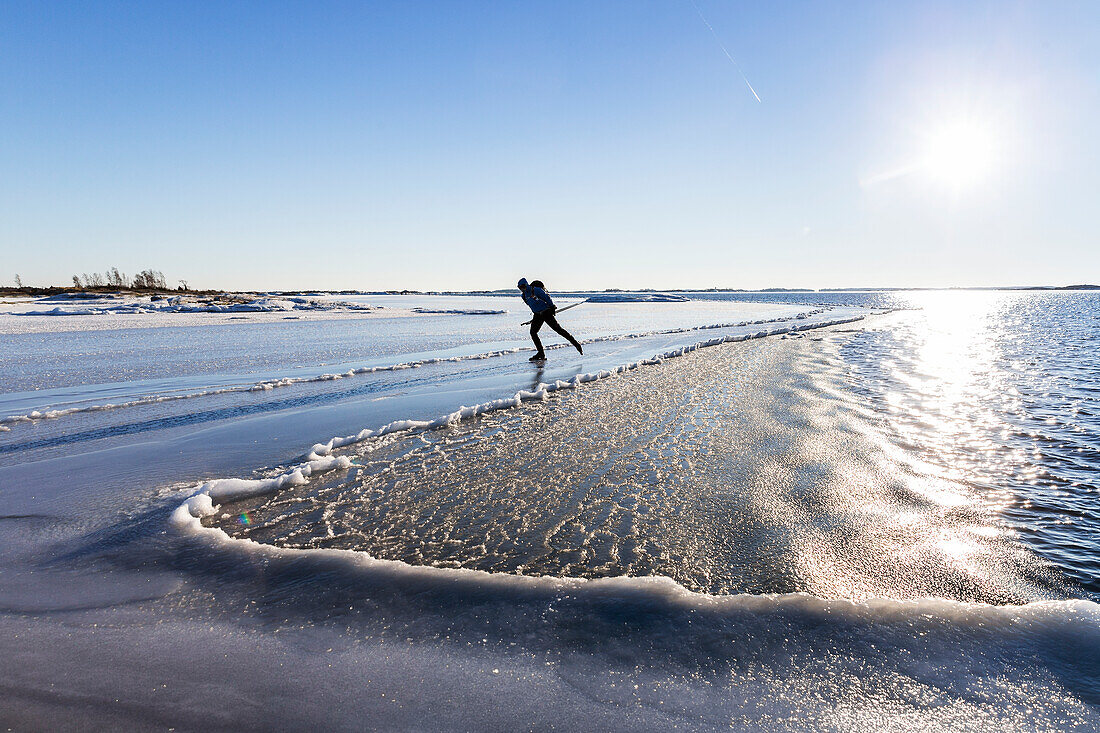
[2,1,1097,290]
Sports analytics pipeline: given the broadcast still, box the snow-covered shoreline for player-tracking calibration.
[8,292,379,316]
[0,292,516,334]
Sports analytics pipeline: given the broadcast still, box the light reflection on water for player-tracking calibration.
[840,290,1100,597]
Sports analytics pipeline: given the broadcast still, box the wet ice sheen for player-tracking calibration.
[208,322,1061,604]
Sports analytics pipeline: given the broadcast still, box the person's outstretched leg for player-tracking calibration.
[529,314,546,359]
[545,314,583,354]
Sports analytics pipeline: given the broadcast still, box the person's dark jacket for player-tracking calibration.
[522,286,555,314]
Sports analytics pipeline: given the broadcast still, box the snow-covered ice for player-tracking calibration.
[9,291,381,316]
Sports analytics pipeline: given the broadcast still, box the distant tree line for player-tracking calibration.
[70,268,188,291]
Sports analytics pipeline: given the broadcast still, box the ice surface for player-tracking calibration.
[174,314,865,529]
[585,292,690,302]
[411,307,508,315]
[0,302,821,428]
[0,346,529,428]
[3,292,1099,730]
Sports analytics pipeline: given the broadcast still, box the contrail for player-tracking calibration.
[688,0,761,102]
[858,162,921,188]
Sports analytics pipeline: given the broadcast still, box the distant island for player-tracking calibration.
[817,285,1100,292]
[4,283,1098,298]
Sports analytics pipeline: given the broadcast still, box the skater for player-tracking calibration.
[517,278,583,361]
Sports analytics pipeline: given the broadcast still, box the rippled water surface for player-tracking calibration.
[838,291,1100,597]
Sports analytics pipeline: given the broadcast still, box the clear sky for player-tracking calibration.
[2,1,1097,291]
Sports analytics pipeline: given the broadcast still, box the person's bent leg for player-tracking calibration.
[545,314,583,354]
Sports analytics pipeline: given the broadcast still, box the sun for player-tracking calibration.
[860,109,1010,193]
[921,118,999,190]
